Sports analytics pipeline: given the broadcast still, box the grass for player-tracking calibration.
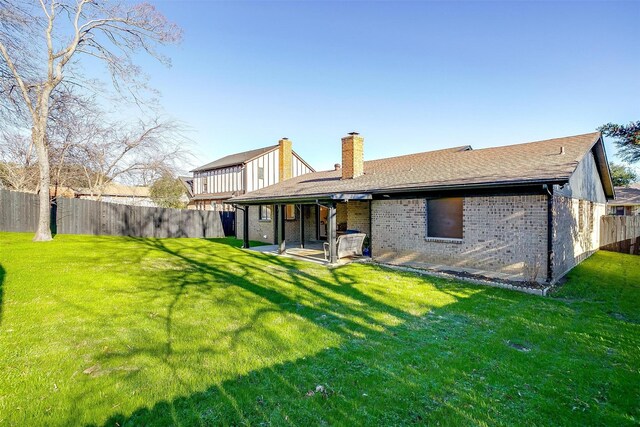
[0,232,638,426]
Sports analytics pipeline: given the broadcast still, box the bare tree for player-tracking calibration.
[1,89,190,201]
[73,116,189,199]
[0,0,181,241]
[0,131,39,192]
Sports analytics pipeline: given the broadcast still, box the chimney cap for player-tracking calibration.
[281,137,288,140]
[334,163,341,170]
[348,131,359,136]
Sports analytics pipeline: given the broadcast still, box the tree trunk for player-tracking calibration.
[32,122,52,242]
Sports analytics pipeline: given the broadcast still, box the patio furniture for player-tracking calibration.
[323,233,367,261]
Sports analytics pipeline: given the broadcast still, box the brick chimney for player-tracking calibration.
[341,132,364,179]
[278,137,292,181]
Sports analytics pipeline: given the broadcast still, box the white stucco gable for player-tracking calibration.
[555,150,607,203]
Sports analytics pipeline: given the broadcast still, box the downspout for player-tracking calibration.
[543,184,554,283]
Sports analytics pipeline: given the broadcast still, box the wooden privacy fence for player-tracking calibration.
[0,189,225,238]
[600,215,640,255]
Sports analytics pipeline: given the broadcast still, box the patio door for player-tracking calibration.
[319,206,328,239]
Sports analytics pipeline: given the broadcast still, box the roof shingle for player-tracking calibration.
[610,184,640,205]
[230,132,608,203]
[191,145,278,172]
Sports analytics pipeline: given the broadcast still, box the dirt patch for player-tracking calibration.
[82,364,140,377]
[506,340,532,352]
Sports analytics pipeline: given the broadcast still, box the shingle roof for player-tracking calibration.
[192,191,237,201]
[179,176,194,197]
[610,184,640,205]
[190,145,278,172]
[75,183,150,197]
[230,132,611,203]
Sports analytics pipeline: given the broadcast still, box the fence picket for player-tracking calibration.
[600,215,640,255]
[0,189,224,239]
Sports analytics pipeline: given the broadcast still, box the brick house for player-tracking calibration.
[228,132,614,284]
[74,183,157,207]
[607,184,640,216]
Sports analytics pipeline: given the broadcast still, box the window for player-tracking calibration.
[588,201,594,231]
[202,179,208,193]
[285,204,296,220]
[259,205,272,221]
[258,166,264,181]
[426,197,463,239]
[615,206,625,216]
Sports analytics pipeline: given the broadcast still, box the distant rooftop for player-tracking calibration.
[610,184,640,205]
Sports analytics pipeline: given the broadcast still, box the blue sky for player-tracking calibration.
[139,1,639,172]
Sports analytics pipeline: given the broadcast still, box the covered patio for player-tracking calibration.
[247,240,373,265]
[232,195,372,264]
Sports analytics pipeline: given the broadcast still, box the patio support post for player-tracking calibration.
[299,205,305,248]
[242,205,250,249]
[328,202,337,264]
[273,204,279,245]
[278,204,286,254]
[315,205,320,240]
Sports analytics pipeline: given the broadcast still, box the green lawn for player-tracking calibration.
[0,233,638,426]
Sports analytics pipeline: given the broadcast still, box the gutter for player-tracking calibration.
[370,178,569,195]
[226,179,569,206]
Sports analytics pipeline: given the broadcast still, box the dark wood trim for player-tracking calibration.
[292,150,316,173]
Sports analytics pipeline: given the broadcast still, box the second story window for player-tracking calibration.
[202,179,208,193]
[258,166,264,181]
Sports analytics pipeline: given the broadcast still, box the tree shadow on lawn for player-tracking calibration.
[130,238,415,352]
[78,238,635,426]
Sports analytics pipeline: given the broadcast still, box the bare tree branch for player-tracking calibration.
[0,0,182,241]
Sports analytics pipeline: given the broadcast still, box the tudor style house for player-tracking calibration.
[228,131,614,285]
[190,139,314,211]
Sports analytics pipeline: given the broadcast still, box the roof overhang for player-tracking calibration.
[190,163,243,173]
[226,179,569,205]
[226,193,372,206]
[590,136,616,200]
[192,192,236,201]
